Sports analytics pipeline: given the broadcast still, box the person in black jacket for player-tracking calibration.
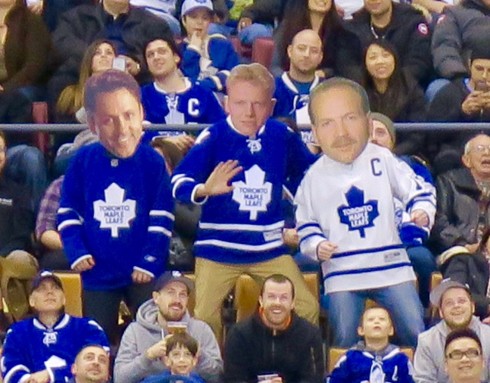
[224,274,324,383]
[336,0,432,87]
[441,228,490,321]
[363,40,427,156]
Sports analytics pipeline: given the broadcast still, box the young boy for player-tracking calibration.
[328,306,415,383]
[179,0,239,93]
[142,333,206,383]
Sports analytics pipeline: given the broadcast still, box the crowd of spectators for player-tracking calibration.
[2,0,490,381]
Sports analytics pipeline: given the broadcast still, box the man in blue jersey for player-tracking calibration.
[58,70,174,344]
[295,77,435,347]
[1,271,109,383]
[172,63,319,340]
[141,36,225,143]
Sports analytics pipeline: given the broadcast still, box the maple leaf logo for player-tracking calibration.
[232,165,272,220]
[93,183,136,238]
[337,186,379,238]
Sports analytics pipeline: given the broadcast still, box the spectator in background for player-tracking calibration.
[427,45,490,171]
[58,70,174,344]
[179,0,239,93]
[431,134,490,256]
[224,274,324,383]
[141,333,205,383]
[141,36,225,142]
[273,29,324,126]
[414,279,490,382]
[1,271,109,383]
[441,227,490,322]
[295,78,434,347]
[70,345,110,383]
[363,40,427,156]
[0,130,39,328]
[337,0,432,87]
[171,63,319,341]
[431,0,490,81]
[56,40,117,123]
[328,306,415,383]
[444,328,485,383]
[273,0,346,78]
[369,113,436,308]
[115,272,222,383]
[26,0,93,32]
[49,0,172,120]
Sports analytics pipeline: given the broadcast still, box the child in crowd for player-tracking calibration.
[179,0,239,93]
[142,333,205,383]
[328,306,415,383]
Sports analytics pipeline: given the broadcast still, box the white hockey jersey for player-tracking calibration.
[295,143,436,293]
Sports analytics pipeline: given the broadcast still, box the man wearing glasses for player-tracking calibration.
[414,279,490,382]
[444,328,485,383]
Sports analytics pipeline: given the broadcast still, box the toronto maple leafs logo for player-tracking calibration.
[232,165,272,220]
[93,183,136,238]
[337,186,379,238]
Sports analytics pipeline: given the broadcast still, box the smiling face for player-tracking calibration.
[29,279,65,314]
[91,43,116,75]
[259,280,295,330]
[439,288,474,330]
[462,134,490,180]
[88,88,143,158]
[182,7,213,37]
[164,344,198,376]
[445,337,483,383]
[365,43,395,83]
[153,281,189,322]
[311,85,370,164]
[358,307,394,342]
[308,0,332,14]
[145,39,180,79]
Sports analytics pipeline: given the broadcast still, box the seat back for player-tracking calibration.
[53,271,83,316]
[234,272,319,322]
[32,101,50,154]
[251,38,274,69]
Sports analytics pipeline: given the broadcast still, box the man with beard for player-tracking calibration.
[223,274,324,383]
[414,279,490,383]
[272,29,324,126]
[70,345,110,383]
[114,271,223,383]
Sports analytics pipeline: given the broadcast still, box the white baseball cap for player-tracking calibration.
[181,0,214,16]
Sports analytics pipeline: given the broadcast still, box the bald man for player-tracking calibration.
[272,29,324,126]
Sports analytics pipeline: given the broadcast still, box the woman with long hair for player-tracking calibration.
[273,0,344,77]
[56,39,116,123]
[363,39,427,155]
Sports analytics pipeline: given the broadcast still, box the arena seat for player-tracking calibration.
[32,101,50,154]
[53,271,82,317]
[252,38,274,69]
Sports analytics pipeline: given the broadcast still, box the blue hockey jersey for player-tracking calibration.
[58,143,174,290]
[272,72,321,125]
[180,34,239,93]
[328,343,414,383]
[141,78,225,143]
[1,314,109,383]
[171,117,316,264]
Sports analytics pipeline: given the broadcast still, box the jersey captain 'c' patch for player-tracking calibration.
[337,186,379,238]
[93,183,136,238]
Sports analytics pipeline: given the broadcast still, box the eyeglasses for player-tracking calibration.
[472,144,490,154]
[446,348,481,360]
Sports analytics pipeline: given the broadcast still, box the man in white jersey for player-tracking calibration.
[295,77,435,347]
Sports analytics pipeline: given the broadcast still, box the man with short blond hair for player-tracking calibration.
[171,63,319,340]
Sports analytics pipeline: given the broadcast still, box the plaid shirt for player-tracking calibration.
[35,176,64,240]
